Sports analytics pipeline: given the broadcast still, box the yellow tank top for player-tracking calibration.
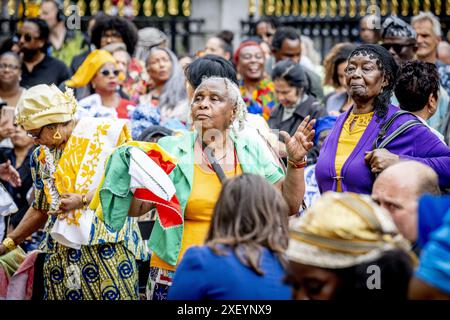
[335,111,374,192]
[150,162,243,271]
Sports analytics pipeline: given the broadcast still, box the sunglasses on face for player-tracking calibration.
[0,63,20,70]
[16,32,38,42]
[100,69,120,77]
[381,43,415,55]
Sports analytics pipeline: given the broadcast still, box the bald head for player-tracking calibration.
[377,161,440,196]
[372,161,440,242]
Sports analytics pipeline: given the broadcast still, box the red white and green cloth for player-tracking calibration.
[93,141,182,232]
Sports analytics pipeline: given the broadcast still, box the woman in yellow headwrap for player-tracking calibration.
[0,84,148,300]
[285,192,417,300]
[64,49,135,120]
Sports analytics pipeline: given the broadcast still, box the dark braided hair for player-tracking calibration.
[348,44,399,121]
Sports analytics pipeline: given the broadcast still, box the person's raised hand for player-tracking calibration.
[279,115,316,163]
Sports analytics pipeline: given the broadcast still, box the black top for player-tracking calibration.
[268,94,326,165]
[0,147,35,228]
[70,49,90,75]
[20,55,71,88]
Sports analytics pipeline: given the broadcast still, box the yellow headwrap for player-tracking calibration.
[15,84,78,131]
[65,49,122,88]
[286,192,417,269]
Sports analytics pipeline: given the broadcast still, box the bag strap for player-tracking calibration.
[202,142,227,183]
[378,120,424,149]
[255,129,287,174]
[372,110,420,149]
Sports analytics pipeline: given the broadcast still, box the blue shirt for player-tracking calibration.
[168,245,291,300]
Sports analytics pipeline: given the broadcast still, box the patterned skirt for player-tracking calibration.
[43,242,139,300]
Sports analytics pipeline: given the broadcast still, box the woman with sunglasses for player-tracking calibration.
[64,49,135,119]
[380,15,418,66]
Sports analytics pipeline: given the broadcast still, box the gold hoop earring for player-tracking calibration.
[53,130,62,140]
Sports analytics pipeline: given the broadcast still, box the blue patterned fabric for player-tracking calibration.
[130,103,161,140]
[43,243,139,300]
[415,207,450,295]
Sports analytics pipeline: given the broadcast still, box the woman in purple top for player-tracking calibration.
[316,44,450,194]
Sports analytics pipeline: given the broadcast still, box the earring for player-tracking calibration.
[53,130,62,140]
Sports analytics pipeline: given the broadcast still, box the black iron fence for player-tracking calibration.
[241,0,450,62]
[0,0,204,55]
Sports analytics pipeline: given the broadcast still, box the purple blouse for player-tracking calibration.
[316,104,450,194]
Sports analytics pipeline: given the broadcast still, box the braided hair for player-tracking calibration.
[348,44,399,121]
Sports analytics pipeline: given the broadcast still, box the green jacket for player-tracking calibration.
[149,130,285,267]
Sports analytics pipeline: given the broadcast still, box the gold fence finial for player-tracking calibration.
[401,0,409,16]
[143,0,153,16]
[275,0,283,16]
[168,0,179,15]
[310,0,317,17]
[349,0,356,17]
[292,0,299,16]
[156,0,165,17]
[249,0,256,16]
[182,0,190,16]
[76,0,86,16]
[435,0,442,15]
[359,0,367,17]
[392,0,399,15]
[284,0,291,16]
[301,0,308,17]
[319,0,327,18]
[90,0,100,15]
[339,0,346,17]
[380,0,388,16]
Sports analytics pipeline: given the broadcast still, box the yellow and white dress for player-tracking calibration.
[32,117,147,300]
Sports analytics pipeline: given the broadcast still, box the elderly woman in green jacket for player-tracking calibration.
[130,76,315,300]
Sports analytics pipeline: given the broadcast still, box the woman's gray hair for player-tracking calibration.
[146,47,187,111]
[191,76,247,132]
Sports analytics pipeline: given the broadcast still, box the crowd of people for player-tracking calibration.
[0,1,450,301]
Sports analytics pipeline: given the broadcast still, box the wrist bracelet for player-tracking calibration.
[288,156,308,169]
[2,237,16,252]
[82,194,89,209]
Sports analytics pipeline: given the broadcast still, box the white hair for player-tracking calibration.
[190,76,247,132]
[411,11,442,37]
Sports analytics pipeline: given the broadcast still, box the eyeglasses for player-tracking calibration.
[100,69,120,77]
[15,32,38,43]
[0,63,20,70]
[381,43,415,55]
